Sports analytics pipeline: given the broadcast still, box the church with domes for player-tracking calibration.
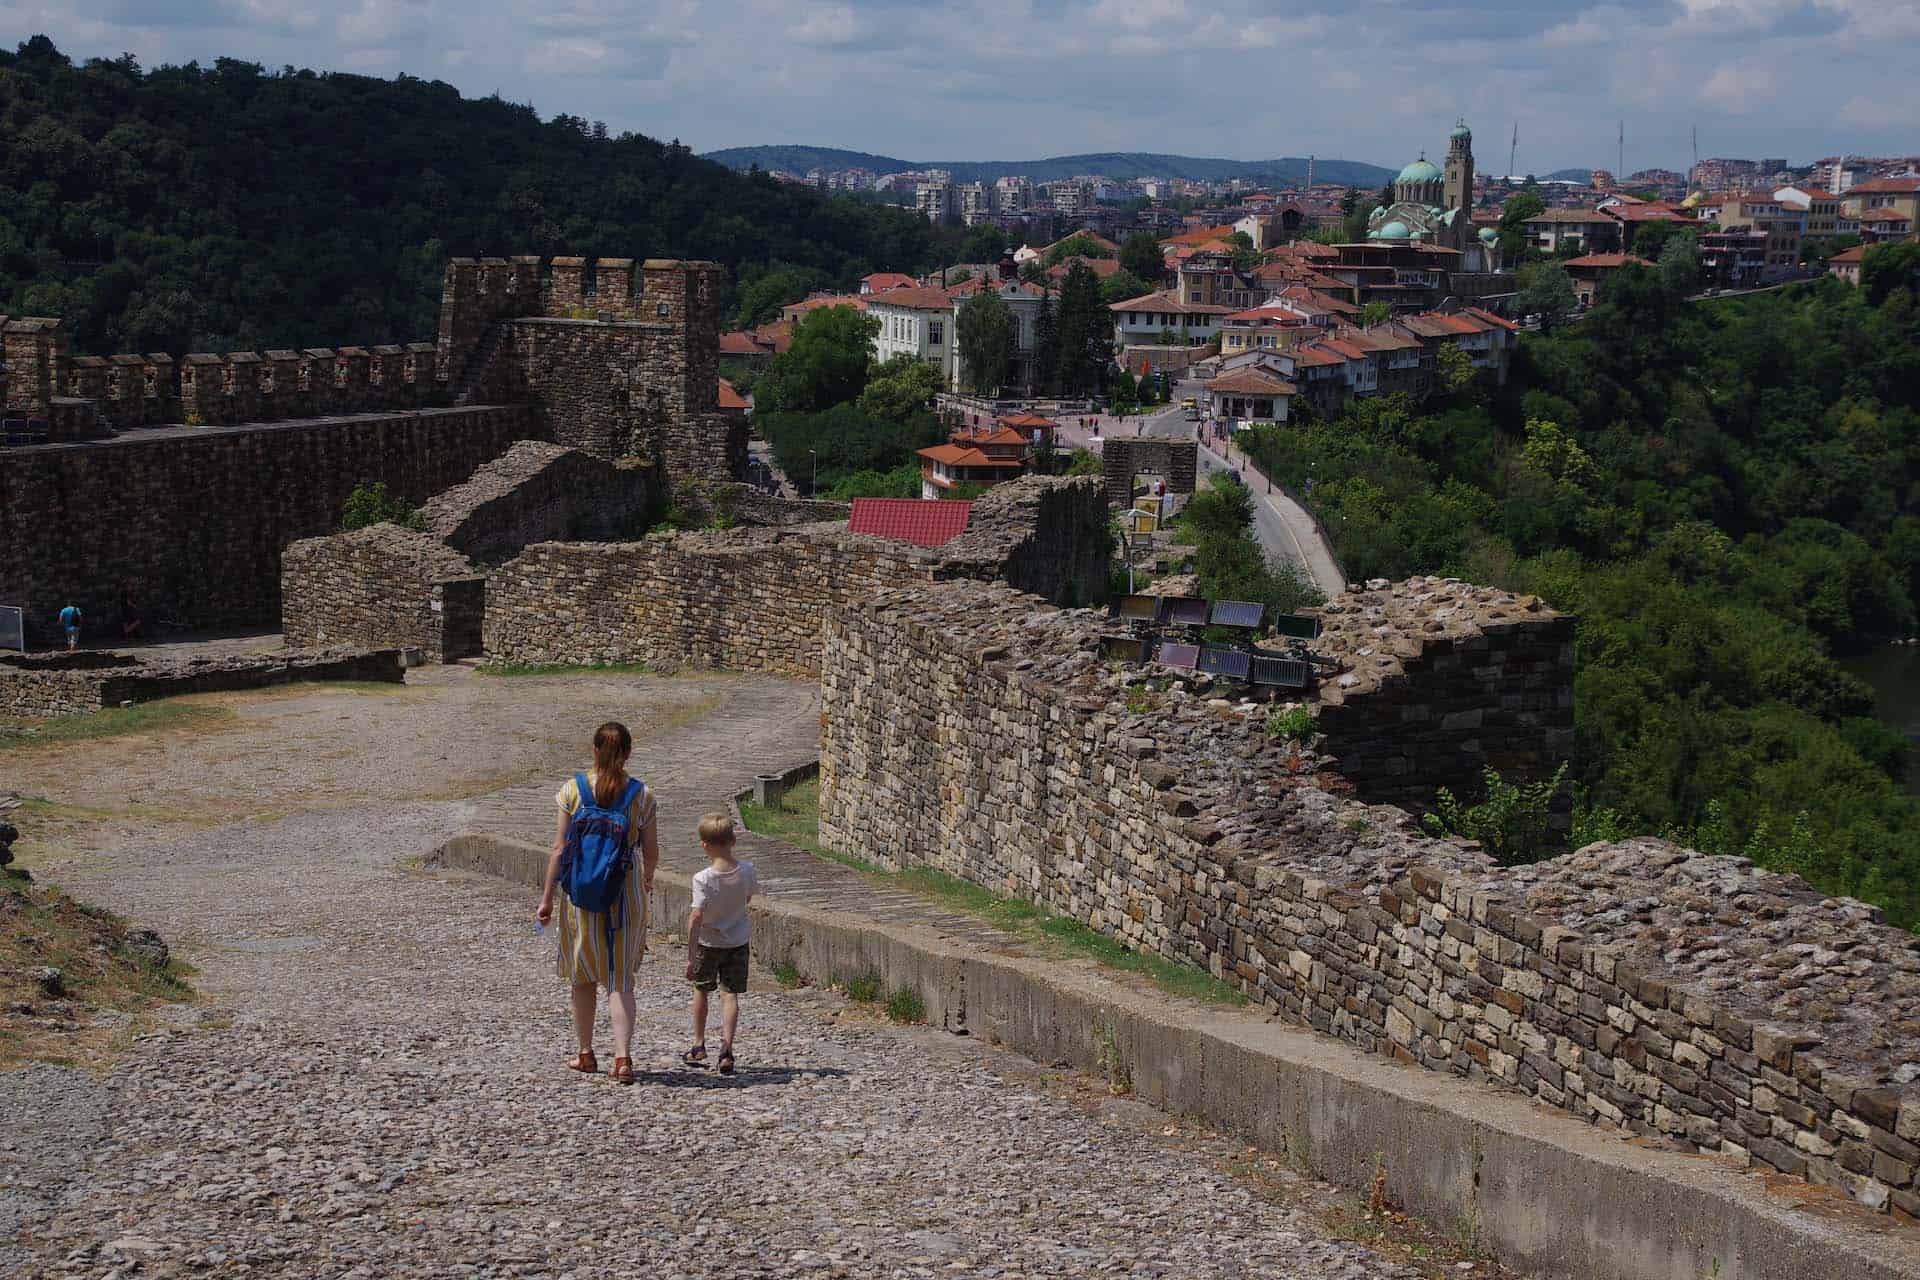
[1366,120,1501,271]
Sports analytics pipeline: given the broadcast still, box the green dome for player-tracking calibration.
[1478,226,1499,243]
[1371,220,1412,241]
[1451,123,1472,141]
[1396,158,1442,185]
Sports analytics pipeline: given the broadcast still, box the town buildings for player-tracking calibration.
[868,285,956,380]
[1827,244,1867,286]
[1522,209,1623,255]
[1562,253,1653,307]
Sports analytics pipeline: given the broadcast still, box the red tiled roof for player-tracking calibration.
[719,331,769,355]
[848,498,973,547]
[1108,290,1233,316]
[1462,306,1519,332]
[1210,367,1297,395]
[1848,177,1920,195]
[999,412,1053,429]
[1563,253,1653,268]
[1602,203,1688,222]
[869,285,955,310]
[1859,208,1912,224]
[1161,224,1239,246]
[1523,209,1617,224]
[787,294,868,314]
[716,378,748,411]
[1829,246,1868,263]
[862,272,916,291]
[918,443,1025,468]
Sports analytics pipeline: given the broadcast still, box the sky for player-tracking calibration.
[9,0,1920,174]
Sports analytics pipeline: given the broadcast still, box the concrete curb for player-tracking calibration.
[428,831,1920,1280]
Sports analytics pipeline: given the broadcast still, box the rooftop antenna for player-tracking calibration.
[1306,153,1314,192]
[1508,122,1518,181]
[1692,124,1699,188]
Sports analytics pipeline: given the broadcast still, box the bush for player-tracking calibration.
[1422,765,1568,866]
[341,482,425,532]
[1266,705,1317,740]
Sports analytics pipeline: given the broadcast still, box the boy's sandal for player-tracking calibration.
[611,1057,635,1085]
[567,1050,598,1074]
[716,1047,735,1076]
[681,1045,708,1068]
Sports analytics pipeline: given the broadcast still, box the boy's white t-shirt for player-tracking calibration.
[691,859,757,948]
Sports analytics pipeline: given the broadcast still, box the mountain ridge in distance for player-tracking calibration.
[704,144,1394,187]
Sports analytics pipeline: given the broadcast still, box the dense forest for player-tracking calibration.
[0,37,937,355]
[1245,256,1920,923]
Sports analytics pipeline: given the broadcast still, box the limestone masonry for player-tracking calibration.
[1,254,736,643]
[0,647,401,717]
[817,577,1920,1217]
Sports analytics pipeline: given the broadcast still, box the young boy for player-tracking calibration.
[683,813,757,1075]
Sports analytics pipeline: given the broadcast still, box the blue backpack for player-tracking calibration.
[561,773,642,958]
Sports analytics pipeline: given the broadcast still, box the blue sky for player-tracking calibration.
[13,0,1919,172]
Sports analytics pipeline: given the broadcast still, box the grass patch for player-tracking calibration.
[0,870,196,1071]
[771,959,805,989]
[841,972,883,1003]
[0,701,232,753]
[885,986,926,1024]
[475,661,655,678]
[739,782,1248,1008]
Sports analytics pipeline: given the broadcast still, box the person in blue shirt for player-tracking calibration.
[58,603,82,651]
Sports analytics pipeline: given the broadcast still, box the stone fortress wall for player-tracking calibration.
[480,475,1110,677]
[817,578,1920,1217]
[1,254,738,643]
[0,647,402,718]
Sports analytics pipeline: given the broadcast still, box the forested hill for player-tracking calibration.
[0,38,936,356]
[705,146,1394,187]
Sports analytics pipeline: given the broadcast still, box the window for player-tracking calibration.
[928,322,943,345]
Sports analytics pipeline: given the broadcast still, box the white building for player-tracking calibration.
[867,285,958,383]
[995,176,1032,215]
[915,181,956,224]
[1108,291,1232,350]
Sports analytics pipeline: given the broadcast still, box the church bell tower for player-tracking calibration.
[1444,119,1474,214]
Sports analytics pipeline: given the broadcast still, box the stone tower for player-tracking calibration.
[1444,120,1473,217]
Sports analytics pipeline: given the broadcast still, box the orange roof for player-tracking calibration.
[1859,208,1911,223]
[862,272,916,291]
[1602,203,1687,223]
[1108,290,1233,316]
[1161,224,1239,246]
[716,378,748,411]
[956,424,1032,447]
[1291,345,1346,368]
[919,443,1024,467]
[1848,176,1920,195]
[1829,246,1868,263]
[1463,307,1518,332]
[787,294,868,314]
[848,498,972,547]
[1563,253,1652,268]
[869,285,954,310]
[1210,367,1297,395]
[719,331,770,355]
[999,412,1053,429]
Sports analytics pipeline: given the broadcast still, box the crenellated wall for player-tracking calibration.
[816,578,1920,1217]
[0,406,533,642]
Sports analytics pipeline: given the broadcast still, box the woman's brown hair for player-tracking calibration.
[591,722,632,806]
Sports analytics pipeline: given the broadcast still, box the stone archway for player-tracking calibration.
[1100,438,1197,507]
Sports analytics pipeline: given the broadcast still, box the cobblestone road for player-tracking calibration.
[4,669,1424,1279]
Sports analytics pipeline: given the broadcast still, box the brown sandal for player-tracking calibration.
[567,1050,598,1074]
[611,1057,635,1085]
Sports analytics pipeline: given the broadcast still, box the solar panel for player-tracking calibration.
[1100,634,1149,662]
[1208,600,1267,629]
[1250,655,1313,688]
[1155,640,1200,669]
[1271,613,1322,641]
[1108,594,1159,622]
[1159,596,1210,627]
[1197,646,1252,679]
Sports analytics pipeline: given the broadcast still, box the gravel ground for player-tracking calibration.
[4,670,1431,1280]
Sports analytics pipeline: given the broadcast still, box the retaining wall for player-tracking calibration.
[0,648,402,717]
[817,578,1920,1216]
[281,526,486,662]
[0,406,533,642]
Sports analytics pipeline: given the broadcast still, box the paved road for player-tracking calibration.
[1134,386,1349,598]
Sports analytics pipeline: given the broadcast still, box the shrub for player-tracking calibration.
[1266,705,1317,740]
[1422,764,1568,866]
[884,987,926,1023]
[341,481,426,532]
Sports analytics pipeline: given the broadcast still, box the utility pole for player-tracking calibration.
[1509,122,1518,181]
[1617,120,1624,184]
[1306,154,1314,192]
[1691,125,1699,190]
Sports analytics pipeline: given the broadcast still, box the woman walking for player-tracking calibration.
[537,722,659,1084]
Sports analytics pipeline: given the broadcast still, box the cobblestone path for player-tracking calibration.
[4,669,1419,1279]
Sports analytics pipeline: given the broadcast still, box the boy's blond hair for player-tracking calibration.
[697,812,737,847]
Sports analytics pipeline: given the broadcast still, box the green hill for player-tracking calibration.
[705,145,1393,187]
[0,38,937,355]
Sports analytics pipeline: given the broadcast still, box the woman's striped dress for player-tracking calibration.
[554,772,655,992]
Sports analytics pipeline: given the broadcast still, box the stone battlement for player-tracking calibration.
[816,577,1920,1216]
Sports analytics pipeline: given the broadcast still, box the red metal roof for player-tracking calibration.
[848,498,974,547]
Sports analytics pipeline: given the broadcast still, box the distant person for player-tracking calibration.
[118,584,144,641]
[682,812,757,1076]
[537,721,658,1086]
[57,602,82,651]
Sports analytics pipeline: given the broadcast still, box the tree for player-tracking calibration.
[1434,342,1478,401]
[1098,269,1151,305]
[1498,191,1546,261]
[755,304,880,413]
[1119,232,1165,283]
[1033,289,1060,392]
[955,288,1015,394]
[1044,233,1115,267]
[1359,300,1392,327]
[1657,231,1701,297]
[341,482,425,532]
[960,223,1007,264]
[732,263,830,329]
[858,354,945,422]
[1515,263,1577,327]
[1863,242,1920,307]
[1054,261,1111,395]
[1183,473,1255,540]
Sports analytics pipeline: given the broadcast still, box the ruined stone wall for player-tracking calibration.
[282,526,487,662]
[417,441,660,566]
[1305,579,1575,814]
[480,477,1108,674]
[0,648,402,717]
[0,406,534,642]
[1101,438,1198,505]
[817,579,1920,1216]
